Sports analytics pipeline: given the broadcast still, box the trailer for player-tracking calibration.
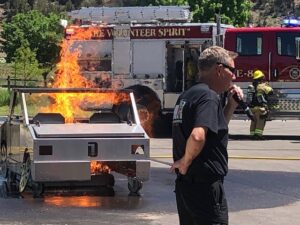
[0,88,150,196]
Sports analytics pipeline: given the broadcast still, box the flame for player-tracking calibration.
[40,92,129,123]
[90,161,111,175]
[41,25,157,136]
[39,26,129,122]
[53,27,101,89]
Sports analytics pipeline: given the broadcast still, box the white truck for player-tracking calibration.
[65,6,231,136]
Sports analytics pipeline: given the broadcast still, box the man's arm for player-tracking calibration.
[170,126,207,175]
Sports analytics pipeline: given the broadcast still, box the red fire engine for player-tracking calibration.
[224,16,300,119]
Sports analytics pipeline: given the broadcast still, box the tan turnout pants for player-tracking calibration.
[250,107,268,136]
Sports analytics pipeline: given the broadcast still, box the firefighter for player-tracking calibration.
[248,70,274,140]
[186,56,198,89]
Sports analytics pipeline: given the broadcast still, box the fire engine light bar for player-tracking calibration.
[282,16,300,27]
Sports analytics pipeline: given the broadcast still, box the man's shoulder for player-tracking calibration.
[184,83,218,103]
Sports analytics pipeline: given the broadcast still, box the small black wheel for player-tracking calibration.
[128,177,143,196]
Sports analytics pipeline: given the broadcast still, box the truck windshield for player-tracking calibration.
[277,32,300,56]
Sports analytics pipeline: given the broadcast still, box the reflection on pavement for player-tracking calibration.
[44,195,143,209]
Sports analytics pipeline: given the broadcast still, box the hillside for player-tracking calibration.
[251,0,300,26]
[0,1,299,27]
[0,3,5,60]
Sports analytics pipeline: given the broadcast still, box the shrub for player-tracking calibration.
[0,88,11,106]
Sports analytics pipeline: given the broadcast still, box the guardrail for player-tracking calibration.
[0,76,44,90]
[234,87,300,120]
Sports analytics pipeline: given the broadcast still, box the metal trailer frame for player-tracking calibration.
[0,88,150,196]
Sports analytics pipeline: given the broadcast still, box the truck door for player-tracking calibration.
[164,43,201,110]
[164,43,185,110]
[226,31,269,84]
[272,31,300,81]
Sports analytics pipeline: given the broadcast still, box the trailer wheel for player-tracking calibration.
[128,177,143,196]
[0,142,7,178]
[19,157,31,193]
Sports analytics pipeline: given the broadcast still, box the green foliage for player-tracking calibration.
[6,0,31,15]
[135,0,188,6]
[0,88,10,107]
[188,0,252,27]
[1,10,64,65]
[134,0,252,26]
[80,0,98,7]
[13,44,41,82]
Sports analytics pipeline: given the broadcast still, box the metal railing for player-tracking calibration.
[0,76,44,90]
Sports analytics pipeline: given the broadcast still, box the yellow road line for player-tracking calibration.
[151,155,300,160]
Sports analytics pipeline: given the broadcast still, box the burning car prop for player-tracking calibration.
[0,87,150,196]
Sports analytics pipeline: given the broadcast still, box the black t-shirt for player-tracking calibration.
[172,83,228,179]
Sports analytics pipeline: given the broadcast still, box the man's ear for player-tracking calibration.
[216,64,221,77]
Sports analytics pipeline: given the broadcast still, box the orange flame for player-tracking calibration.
[90,161,111,175]
[40,26,129,122]
[53,27,101,89]
[42,25,157,136]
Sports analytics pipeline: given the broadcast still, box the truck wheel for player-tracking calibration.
[19,157,31,193]
[0,142,7,178]
[128,177,143,196]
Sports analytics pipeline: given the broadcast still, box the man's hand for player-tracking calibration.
[170,158,190,175]
[224,85,244,124]
[227,84,244,108]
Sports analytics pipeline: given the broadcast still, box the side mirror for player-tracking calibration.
[296,37,300,60]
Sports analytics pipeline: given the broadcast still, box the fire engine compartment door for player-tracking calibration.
[112,25,131,75]
[132,40,165,77]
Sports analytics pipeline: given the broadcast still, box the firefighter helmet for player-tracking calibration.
[253,70,265,80]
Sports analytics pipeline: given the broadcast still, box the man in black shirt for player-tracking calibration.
[171,46,243,225]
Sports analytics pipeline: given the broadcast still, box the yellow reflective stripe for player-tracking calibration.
[254,129,263,135]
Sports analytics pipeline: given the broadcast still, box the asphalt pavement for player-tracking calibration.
[0,120,299,225]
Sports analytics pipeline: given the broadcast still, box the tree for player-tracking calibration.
[13,44,41,85]
[188,0,252,26]
[65,0,75,11]
[135,0,187,6]
[1,10,64,66]
[133,0,252,27]
[33,0,52,15]
[5,0,31,19]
